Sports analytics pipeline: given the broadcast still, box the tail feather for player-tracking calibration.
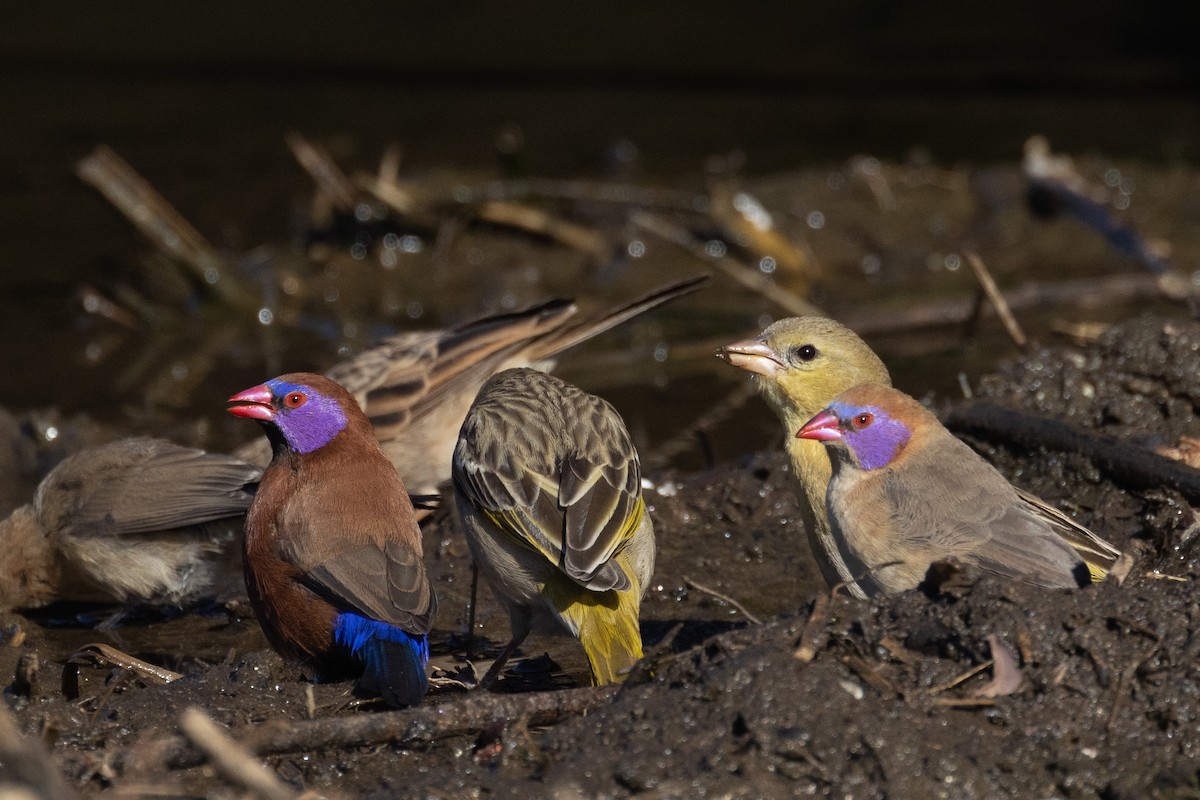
[554,577,644,685]
[334,613,429,707]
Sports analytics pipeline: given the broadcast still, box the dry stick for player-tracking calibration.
[964,251,1028,348]
[645,381,759,469]
[474,200,614,263]
[0,702,82,800]
[179,708,297,800]
[683,576,763,624]
[285,132,358,212]
[76,145,254,308]
[157,685,618,770]
[631,211,827,318]
[944,401,1200,504]
[842,272,1167,337]
[472,178,702,212]
[794,591,833,663]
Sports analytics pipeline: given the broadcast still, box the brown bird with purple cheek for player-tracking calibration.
[227,372,436,707]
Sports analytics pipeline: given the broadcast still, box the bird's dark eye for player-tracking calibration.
[284,392,307,409]
[852,412,873,429]
[792,344,818,363]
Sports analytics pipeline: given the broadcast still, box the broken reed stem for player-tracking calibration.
[285,132,358,212]
[683,576,763,624]
[842,272,1166,337]
[179,708,296,800]
[0,702,82,799]
[964,251,1027,348]
[75,145,254,308]
[156,685,619,770]
[944,401,1200,504]
[631,211,827,318]
[646,381,758,469]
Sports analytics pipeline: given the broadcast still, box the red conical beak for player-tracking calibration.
[227,384,276,421]
[796,409,843,442]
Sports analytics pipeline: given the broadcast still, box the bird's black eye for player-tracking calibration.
[852,412,873,429]
[792,344,818,363]
[284,392,307,409]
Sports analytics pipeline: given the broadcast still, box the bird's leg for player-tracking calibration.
[465,561,479,660]
[479,635,525,689]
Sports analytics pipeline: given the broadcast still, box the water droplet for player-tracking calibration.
[861,254,882,276]
[944,253,962,271]
[350,243,367,260]
[257,308,274,325]
[44,426,59,441]
[653,343,669,362]
[627,240,646,258]
[759,256,777,274]
[354,203,372,222]
[1104,168,1121,187]
[806,211,825,229]
[400,235,422,253]
[204,267,219,284]
[1114,193,1130,210]
[705,239,727,258]
[407,301,423,319]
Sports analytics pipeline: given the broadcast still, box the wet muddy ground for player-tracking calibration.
[3,148,1200,798]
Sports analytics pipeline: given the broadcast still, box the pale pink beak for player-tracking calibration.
[227,384,275,421]
[716,336,783,378]
[796,409,843,442]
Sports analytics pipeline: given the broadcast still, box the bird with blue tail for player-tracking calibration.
[227,372,436,707]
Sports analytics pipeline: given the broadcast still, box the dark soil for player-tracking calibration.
[4,314,1200,799]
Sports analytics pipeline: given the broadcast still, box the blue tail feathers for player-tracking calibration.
[334,613,429,707]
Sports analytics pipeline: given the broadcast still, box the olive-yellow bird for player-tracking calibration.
[452,368,654,686]
[717,317,1119,598]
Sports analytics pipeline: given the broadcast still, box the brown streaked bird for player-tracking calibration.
[234,275,707,497]
[228,372,436,707]
[717,316,1119,598]
[0,437,259,610]
[796,384,1091,595]
[452,368,655,686]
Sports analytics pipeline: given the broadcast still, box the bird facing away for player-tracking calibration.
[228,372,436,707]
[796,384,1093,595]
[452,368,655,686]
[0,437,259,610]
[234,275,707,498]
[717,316,1118,598]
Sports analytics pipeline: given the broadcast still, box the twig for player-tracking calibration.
[794,591,833,663]
[151,685,618,770]
[631,211,826,318]
[179,707,297,800]
[470,178,702,212]
[286,132,358,212]
[683,576,762,624]
[474,200,613,263]
[75,145,253,308]
[944,401,1200,504]
[646,381,758,469]
[0,702,82,799]
[964,251,1027,348]
[842,272,1170,337]
[926,660,994,694]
